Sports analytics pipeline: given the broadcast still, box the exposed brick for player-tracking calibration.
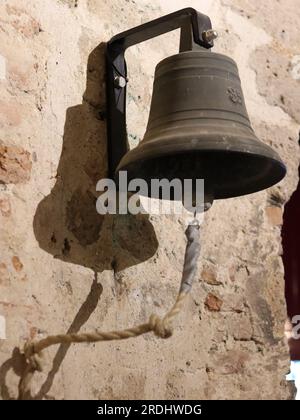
[265,206,283,226]
[12,256,23,272]
[205,293,223,312]
[0,144,32,184]
[201,267,221,285]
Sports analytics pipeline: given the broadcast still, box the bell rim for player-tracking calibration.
[116,144,286,200]
[117,133,285,169]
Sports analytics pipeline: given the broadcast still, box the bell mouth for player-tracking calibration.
[116,148,286,201]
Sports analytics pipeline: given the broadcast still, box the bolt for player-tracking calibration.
[114,75,127,88]
[202,29,218,43]
[204,202,213,212]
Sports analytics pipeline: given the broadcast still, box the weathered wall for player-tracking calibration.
[0,0,299,400]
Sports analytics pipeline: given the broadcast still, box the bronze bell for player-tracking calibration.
[106,9,286,208]
[116,49,286,204]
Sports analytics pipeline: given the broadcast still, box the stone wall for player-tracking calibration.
[0,0,299,400]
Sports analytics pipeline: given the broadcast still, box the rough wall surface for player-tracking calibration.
[0,0,299,400]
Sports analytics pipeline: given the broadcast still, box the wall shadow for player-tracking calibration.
[0,274,103,400]
[33,273,103,400]
[0,347,25,400]
[33,43,158,273]
[0,43,158,400]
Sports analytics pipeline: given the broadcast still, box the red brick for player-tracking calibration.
[201,267,221,285]
[205,293,223,312]
[265,206,283,226]
[0,144,31,184]
[12,256,23,272]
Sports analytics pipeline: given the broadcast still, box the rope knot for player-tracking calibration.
[149,314,173,339]
[23,341,44,372]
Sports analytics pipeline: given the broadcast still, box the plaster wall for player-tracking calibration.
[0,0,299,399]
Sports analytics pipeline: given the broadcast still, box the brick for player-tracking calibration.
[205,293,223,312]
[0,144,32,184]
[265,206,283,226]
[201,268,221,285]
[12,256,23,272]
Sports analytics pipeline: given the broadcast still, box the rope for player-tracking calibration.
[18,223,201,400]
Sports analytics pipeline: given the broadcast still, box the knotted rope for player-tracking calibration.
[18,223,201,400]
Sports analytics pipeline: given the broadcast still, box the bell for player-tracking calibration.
[116,50,286,204]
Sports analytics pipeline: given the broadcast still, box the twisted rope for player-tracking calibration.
[18,223,201,400]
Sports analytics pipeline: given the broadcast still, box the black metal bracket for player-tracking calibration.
[106,8,213,178]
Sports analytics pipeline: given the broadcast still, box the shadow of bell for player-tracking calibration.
[33,43,158,273]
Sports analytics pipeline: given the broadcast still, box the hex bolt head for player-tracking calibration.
[114,75,127,88]
[202,29,218,43]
